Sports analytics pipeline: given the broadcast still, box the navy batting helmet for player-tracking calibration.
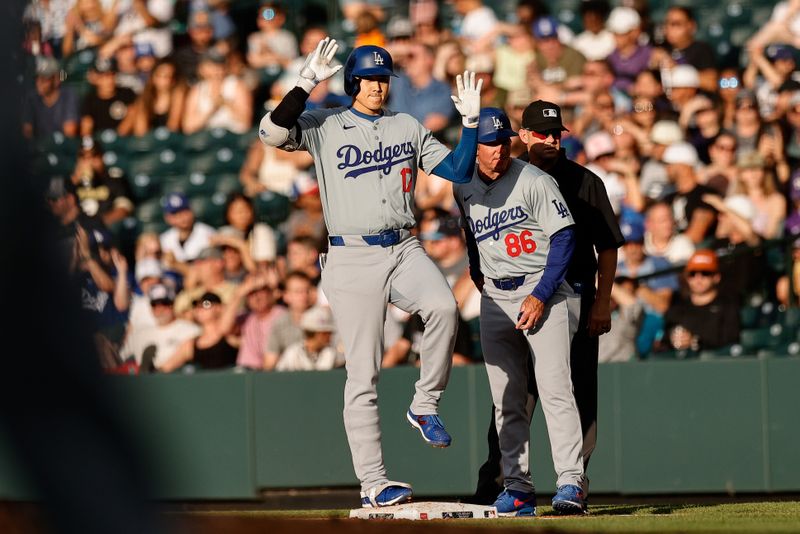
[344,45,397,96]
[477,108,518,143]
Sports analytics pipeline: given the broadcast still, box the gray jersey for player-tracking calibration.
[454,159,575,280]
[296,107,450,235]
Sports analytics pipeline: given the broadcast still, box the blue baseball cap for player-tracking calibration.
[620,217,645,243]
[532,16,560,40]
[134,42,155,58]
[766,44,795,62]
[163,192,191,214]
[477,108,518,144]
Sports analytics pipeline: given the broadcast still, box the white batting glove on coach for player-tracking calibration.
[297,37,342,93]
[451,70,483,128]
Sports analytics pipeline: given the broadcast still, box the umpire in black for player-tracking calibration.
[470,100,624,503]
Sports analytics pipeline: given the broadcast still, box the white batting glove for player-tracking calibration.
[450,70,483,128]
[297,37,342,93]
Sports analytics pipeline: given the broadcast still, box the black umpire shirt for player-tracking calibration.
[520,149,624,291]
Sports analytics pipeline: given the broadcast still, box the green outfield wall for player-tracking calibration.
[0,358,798,499]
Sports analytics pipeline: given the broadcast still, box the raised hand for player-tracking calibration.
[450,70,483,127]
[297,37,342,92]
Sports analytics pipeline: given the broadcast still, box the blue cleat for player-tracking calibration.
[552,484,588,515]
[360,482,413,508]
[493,488,536,517]
[407,410,452,447]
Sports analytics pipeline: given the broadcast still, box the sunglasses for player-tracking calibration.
[687,270,715,278]
[719,77,739,89]
[634,101,654,113]
[528,129,562,140]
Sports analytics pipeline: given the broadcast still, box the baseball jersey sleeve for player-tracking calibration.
[295,108,335,153]
[526,172,575,238]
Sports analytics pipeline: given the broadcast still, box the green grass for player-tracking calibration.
[179,502,800,532]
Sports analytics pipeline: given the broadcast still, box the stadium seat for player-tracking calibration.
[186,147,245,175]
[183,128,236,152]
[162,172,216,197]
[63,47,97,79]
[129,173,163,201]
[31,151,75,177]
[253,190,290,227]
[698,345,737,360]
[135,197,165,224]
[757,342,800,359]
[190,192,228,227]
[34,131,79,156]
[126,148,187,176]
[211,173,243,195]
[123,128,181,153]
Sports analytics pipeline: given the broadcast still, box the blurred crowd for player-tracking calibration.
[20,0,800,372]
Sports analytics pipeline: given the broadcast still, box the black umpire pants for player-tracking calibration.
[471,287,598,502]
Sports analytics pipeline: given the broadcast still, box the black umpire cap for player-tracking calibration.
[521,100,569,132]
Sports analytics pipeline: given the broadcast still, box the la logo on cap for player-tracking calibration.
[492,116,503,130]
[169,195,182,207]
[373,51,384,65]
[543,109,557,118]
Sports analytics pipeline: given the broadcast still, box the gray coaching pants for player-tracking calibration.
[321,236,458,492]
[480,276,585,493]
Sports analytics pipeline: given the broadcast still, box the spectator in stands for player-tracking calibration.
[582,131,629,215]
[616,215,678,355]
[747,1,800,51]
[388,42,453,134]
[98,38,144,94]
[134,42,157,82]
[451,0,498,54]
[263,271,315,370]
[159,192,216,267]
[246,2,298,72]
[236,272,285,370]
[382,310,475,367]
[531,16,586,89]
[732,89,775,159]
[607,7,651,95]
[46,176,107,262]
[271,26,344,102]
[776,237,800,307]
[653,5,716,92]
[490,23,536,101]
[23,0,72,57]
[681,94,722,164]
[284,236,321,284]
[729,151,787,240]
[70,137,133,226]
[183,50,252,134]
[239,135,314,197]
[640,120,684,203]
[718,67,742,129]
[572,0,614,62]
[80,57,137,136]
[568,59,628,117]
[127,256,163,331]
[703,194,763,301]
[120,283,200,371]
[354,10,386,48]
[276,306,343,371]
[665,64,701,115]
[157,290,239,372]
[696,132,737,195]
[664,249,740,351]
[173,246,239,317]
[23,56,79,139]
[206,0,236,43]
[644,201,695,266]
[571,83,617,137]
[62,0,109,57]
[285,178,326,244]
[781,91,800,170]
[745,44,800,121]
[598,275,642,363]
[104,0,174,58]
[214,229,251,284]
[786,171,800,238]
[127,58,186,135]
[173,10,217,84]
[662,141,717,244]
[216,193,280,271]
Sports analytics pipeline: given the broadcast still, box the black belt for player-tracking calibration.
[328,229,403,247]
[490,276,527,291]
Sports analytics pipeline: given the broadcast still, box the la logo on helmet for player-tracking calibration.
[373,52,384,65]
[492,116,503,130]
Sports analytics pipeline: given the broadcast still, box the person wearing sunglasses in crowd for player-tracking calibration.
[663,249,740,352]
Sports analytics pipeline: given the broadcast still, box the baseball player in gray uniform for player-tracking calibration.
[454,108,586,516]
[258,38,482,508]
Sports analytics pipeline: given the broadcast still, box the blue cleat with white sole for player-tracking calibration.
[407,410,452,447]
[493,489,536,517]
[552,484,588,515]
[360,481,413,508]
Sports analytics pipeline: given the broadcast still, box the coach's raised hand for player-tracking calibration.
[297,37,342,93]
[450,70,483,128]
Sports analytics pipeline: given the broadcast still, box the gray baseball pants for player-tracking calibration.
[321,236,458,492]
[480,275,585,493]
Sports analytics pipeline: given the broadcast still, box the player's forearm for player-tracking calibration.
[431,126,477,184]
[531,227,575,303]
[595,247,618,304]
[270,86,310,129]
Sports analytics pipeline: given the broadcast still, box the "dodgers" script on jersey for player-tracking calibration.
[337,141,417,179]
[468,206,528,242]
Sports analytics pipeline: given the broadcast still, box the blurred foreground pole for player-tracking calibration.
[0,2,165,533]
